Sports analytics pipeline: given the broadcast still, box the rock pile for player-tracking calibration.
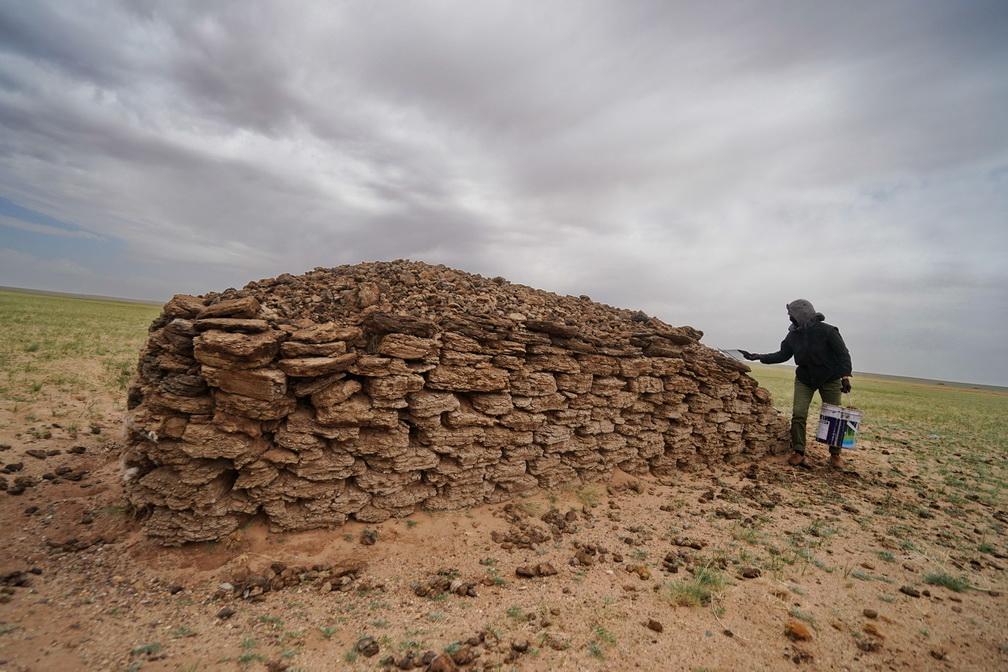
[123,260,788,544]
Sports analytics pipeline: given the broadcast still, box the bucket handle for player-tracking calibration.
[843,378,857,411]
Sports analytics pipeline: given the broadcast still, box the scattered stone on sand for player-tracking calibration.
[862,608,878,619]
[215,606,235,619]
[427,654,458,672]
[356,636,380,657]
[899,585,921,598]
[785,620,812,641]
[627,564,651,580]
[13,476,37,491]
[515,562,557,578]
[414,570,478,598]
[646,618,663,633]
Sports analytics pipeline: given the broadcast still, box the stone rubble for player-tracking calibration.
[123,260,788,544]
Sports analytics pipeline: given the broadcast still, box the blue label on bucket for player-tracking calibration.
[816,411,860,449]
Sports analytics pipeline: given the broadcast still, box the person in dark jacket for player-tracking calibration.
[739,299,853,467]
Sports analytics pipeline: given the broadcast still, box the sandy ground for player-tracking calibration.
[1,389,1006,672]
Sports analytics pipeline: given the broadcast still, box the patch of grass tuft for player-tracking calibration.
[170,625,195,638]
[666,566,726,607]
[506,605,526,620]
[594,626,617,645]
[131,642,162,656]
[924,572,971,592]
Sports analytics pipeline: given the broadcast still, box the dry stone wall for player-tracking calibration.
[123,261,789,545]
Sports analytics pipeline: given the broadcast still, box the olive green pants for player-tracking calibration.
[791,378,842,456]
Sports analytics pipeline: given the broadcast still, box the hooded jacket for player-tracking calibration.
[758,299,853,388]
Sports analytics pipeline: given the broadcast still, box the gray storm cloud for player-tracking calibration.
[0,0,1006,385]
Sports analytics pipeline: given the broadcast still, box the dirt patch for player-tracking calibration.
[1,379,1006,671]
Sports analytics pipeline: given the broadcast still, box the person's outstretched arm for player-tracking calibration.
[740,339,793,364]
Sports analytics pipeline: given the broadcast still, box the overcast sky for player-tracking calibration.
[1,1,1006,385]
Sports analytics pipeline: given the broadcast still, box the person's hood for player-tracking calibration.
[787,299,825,331]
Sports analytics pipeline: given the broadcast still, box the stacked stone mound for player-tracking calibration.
[124,260,789,545]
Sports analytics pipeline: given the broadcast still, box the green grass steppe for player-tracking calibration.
[0,288,160,402]
[749,364,1007,509]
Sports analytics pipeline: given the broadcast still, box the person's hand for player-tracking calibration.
[841,377,852,394]
[738,350,759,361]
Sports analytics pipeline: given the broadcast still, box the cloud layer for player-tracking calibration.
[1,1,1006,384]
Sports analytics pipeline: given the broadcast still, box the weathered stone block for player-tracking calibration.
[214,389,294,421]
[577,354,620,375]
[291,322,361,343]
[470,392,513,415]
[194,318,270,333]
[194,330,282,369]
[366,373,425,400]
[509,371,557,396]
[180,422,268,466]
[145,389,214,415]
[277,353,357,377]
[349,355,412,377]
[406,391,460,417]
[427,365,508,392]
[163,294,207,319]
[197,296,260,319]
[315,394,398,428]
[378,333,436,359]
[556,372,593,393]
[202,366,286,401]
[280,340,347,357]
[311,379,363,409]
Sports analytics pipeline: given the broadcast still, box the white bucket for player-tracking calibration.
[816,403,864,450]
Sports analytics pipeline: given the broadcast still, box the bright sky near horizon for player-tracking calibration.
[0,1,1006,386]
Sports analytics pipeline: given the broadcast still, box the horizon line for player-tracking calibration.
[2,284,1004,390]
